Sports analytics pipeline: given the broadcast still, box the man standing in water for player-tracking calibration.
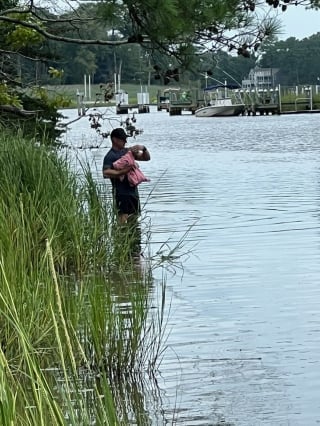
[102,127,150,223]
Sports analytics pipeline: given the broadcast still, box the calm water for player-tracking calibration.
[62,107,320,425]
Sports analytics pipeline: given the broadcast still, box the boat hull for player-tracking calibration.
[195,104,245,117]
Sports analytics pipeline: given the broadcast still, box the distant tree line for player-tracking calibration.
[198,33,320,88]
[258,34,320,85]
[30,32,320,88]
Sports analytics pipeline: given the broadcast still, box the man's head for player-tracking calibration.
[110,128,128,150]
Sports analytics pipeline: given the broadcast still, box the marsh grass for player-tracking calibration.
[281,92,320,111]
[0,132,171,424]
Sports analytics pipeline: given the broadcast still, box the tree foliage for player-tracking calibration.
[1,1,319,65]
[0,0,319,139]
[259,33,320,85]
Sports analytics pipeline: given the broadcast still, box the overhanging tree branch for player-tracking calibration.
[1,1,319,61]
[0,104,40,116]
[0,15,129,45]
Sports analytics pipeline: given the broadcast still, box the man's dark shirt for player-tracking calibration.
[103,148,138,197]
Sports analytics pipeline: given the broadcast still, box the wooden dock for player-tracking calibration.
[157,88,199,115]
[116,103,150,114]
[156,86,320,117]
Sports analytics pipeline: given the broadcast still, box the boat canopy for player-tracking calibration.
[204,83,240,91]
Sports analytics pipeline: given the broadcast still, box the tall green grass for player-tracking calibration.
[0,132,169,425]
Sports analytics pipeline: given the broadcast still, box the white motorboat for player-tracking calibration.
[195,84,245,117]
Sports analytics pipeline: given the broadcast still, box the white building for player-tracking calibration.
[242,67,280,89]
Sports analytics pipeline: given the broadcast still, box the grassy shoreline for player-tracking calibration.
[0,131,167,424]
[46,83,165,106]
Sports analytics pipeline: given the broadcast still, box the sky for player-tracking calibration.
[276,6,320,40]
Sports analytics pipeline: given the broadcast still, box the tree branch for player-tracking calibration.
[0,105,40,116]
[0,15,129,46]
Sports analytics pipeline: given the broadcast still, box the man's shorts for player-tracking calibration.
[115,194,140,215]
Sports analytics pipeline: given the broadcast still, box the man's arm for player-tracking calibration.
[103,166,132,179]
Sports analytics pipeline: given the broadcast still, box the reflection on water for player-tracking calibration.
[61,108,320,425]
